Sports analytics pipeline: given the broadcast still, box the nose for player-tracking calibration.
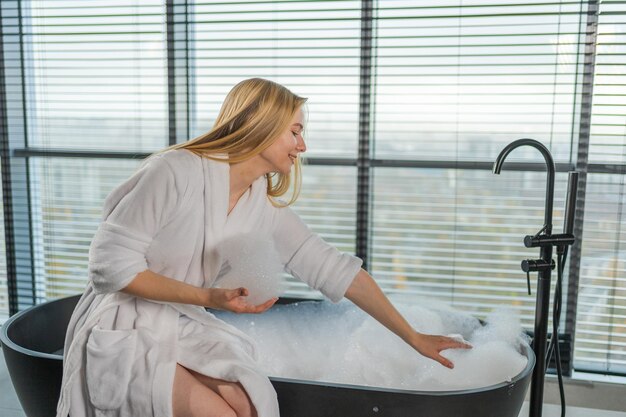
[296,134,307,153]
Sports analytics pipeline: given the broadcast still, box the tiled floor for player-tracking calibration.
[0,348,624,417]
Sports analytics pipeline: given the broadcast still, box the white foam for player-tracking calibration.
[214,233,286,304]
[215,298,530,391]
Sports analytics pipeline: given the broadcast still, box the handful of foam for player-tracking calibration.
[215,233,286,305]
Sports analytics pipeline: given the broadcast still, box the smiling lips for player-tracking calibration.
[289,154,297,163]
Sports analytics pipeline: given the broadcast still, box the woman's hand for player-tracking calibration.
[345,270,472,369]
[410,333,472,369]
[207,287,277,314]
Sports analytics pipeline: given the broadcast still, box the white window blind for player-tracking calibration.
[1,0,625,377]
[374,0,586,162]
[372,168,568,328]
[189,0,362,295]
[283,165,357,298]
[190,0,362,158]
[370,1,587,330]
[26,0,168,152]
[30,158,140,301]
[577,174,626,374]
[0,160,8,320]
[9,1,169,303]
[575,0,626,374]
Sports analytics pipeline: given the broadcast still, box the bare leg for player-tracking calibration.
[187,368,258,417]
[172,364,236,417]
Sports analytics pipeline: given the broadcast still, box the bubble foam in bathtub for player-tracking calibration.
[215,298,530,391]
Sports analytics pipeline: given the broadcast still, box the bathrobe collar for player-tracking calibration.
[201,157,227,288]
[200,156,268,288]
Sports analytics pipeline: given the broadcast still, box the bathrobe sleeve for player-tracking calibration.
[272,205,363,303]
[88,155,187,294]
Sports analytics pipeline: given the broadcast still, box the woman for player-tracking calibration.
[56,78,470,417]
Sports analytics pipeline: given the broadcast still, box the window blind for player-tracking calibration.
[30,157,140,301]
[1,0,625,377]
[575,0,626,374]
[2,0,41,313]
[189,0,362,158]
[25,0,168,152]
[587,0,626,164]
[576,174,626,374]
[0,161,8,320]
[372,167,569,327]
[283,165,357,298]
[374,0,586,162]
[369,1,587,329]
[189,0,362,295]
[3,1,169,304]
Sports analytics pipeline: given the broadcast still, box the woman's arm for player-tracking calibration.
[121,269,277,314]
[344,268,471,369]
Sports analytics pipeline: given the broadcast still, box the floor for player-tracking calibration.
[0,349,625,417]
[518,403,626,417]
[0,350,25,417]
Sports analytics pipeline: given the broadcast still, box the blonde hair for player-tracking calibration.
[155,78,308,207]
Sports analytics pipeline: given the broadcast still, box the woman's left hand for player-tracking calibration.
[410,333,472,369]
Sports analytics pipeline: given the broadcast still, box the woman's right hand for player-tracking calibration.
[206,287,277,314]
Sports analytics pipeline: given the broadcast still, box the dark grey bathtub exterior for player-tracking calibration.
[1,294,535,417]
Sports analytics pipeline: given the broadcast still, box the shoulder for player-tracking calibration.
[135,149,203,200]
[159,149,203,173]
[145,149,202,182]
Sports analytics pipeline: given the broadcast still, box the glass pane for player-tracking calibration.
[371,167,569,328]
[190,0,361,157]
[25,1,168,151]
[30,157,141,301]
[374,0,586,162]
[588,2,626,164]
[284,165,357,298]
[575,173,626,374]
[574,0,626,374]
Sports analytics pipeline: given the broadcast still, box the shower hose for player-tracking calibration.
[545,244,567,417]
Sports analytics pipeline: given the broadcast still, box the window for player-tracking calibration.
[575,0,626,374]
[0,0,168,307]
[1,0,625,375]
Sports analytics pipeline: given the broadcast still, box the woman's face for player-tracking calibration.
[260,108,306,175]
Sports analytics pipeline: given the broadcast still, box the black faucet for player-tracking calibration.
[493,138,576,417]
[493,138,555,233]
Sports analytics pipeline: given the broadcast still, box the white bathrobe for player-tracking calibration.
[55,149,363,417]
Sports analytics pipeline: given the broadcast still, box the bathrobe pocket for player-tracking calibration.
[85,327,137,410]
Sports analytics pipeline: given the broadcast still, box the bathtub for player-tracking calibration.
[1,294,535,417]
